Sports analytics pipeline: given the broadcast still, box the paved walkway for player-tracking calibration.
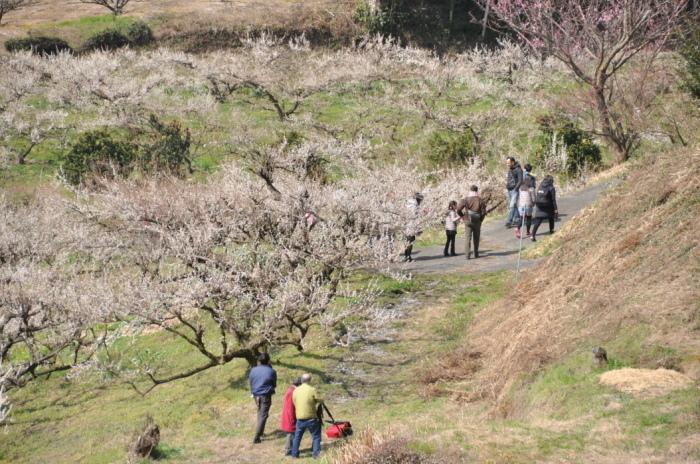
[404,181,613,275]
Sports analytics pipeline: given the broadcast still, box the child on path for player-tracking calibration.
[515,173,535,239]
[444,200,460,257]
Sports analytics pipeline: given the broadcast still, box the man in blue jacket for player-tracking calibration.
[249,352,277,444]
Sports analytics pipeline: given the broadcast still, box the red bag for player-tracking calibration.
[326,421,353,439]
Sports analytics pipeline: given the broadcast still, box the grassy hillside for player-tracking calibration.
[0,1,356,53]
[2,4,699,464]
[2,147,698,464]
[424,146,700,461]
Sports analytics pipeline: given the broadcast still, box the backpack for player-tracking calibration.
[326,421,353,439]
[535,186,551,207]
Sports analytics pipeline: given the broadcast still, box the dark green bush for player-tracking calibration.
[426,129,478,168]
[533,116,602,176]
[62,130,137,186]
[680,25,700,100]
[84,29,130,51]
[5,36,72,55]
[124,21,154,47]
[83,22,154,52]
[139,115,193,176]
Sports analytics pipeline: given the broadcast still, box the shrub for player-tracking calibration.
[124,21,154,47]
[83,22,153,52]
[4,36,72,55]
[62,130,137,185]
[84,29,130,51]
[680,25,700,100]
[533,116,602,176]
[139,115,193,176]
[425,128,478,168]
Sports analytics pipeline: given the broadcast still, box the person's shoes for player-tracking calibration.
[514,229,521,239]
[474,253,479,258]
[549,230,555,234]
[505,223,512,228]
[531,236,536,242]
[253,438,262,444]
[451,253,457,257]
[444,252,449,257]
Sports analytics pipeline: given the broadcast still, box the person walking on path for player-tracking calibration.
[248,353,277,444]
[531,175,558,241]
[403,192,424,262]
[291,373,324,459]
[523,163,536,190]
[444,200,460,257]
[505,157,523,228]
[515,173,535,239]
[281,377,302,456]
[456,185,488,259]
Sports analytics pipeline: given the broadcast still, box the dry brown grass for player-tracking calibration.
[460,147,700,413]
[330,428,443,464]
[599,368,694,398]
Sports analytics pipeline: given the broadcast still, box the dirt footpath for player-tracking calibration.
[405,181,614,275]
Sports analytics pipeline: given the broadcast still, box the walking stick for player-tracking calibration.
[515,212,526,278]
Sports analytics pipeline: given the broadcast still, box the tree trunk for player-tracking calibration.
[593,85,629,164]
[17,143,37,165]
[481,0,491,41]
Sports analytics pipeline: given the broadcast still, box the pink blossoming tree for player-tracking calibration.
[477,0,688,162]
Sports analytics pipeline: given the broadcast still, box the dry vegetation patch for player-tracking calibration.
[330,429,445,464]
[599,368,694,399]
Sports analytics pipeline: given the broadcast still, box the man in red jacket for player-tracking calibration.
[281,377,302,456]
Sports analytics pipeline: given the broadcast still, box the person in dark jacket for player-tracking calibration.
[505,157,523,228]
[403,192,424,262]
[249,353,277,444]
[456,185,488,259]
[531,175,558,241]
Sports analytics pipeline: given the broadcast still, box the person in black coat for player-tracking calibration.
[531,175,558,241]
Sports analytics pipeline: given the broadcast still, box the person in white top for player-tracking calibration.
[515,175,535,239]
[444,200,460,257]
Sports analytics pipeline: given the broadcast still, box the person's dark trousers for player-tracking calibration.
[253,394,272,443]
[444,230,456,256]
[291,418,322,458]
[284,432,294,456]
[531,216,555,238]
[465,219,481,259]
[524,215,532,235]
[404,235,416,260]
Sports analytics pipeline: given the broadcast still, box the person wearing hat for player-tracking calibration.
[456,185,488,259]
[281,377,302,456]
